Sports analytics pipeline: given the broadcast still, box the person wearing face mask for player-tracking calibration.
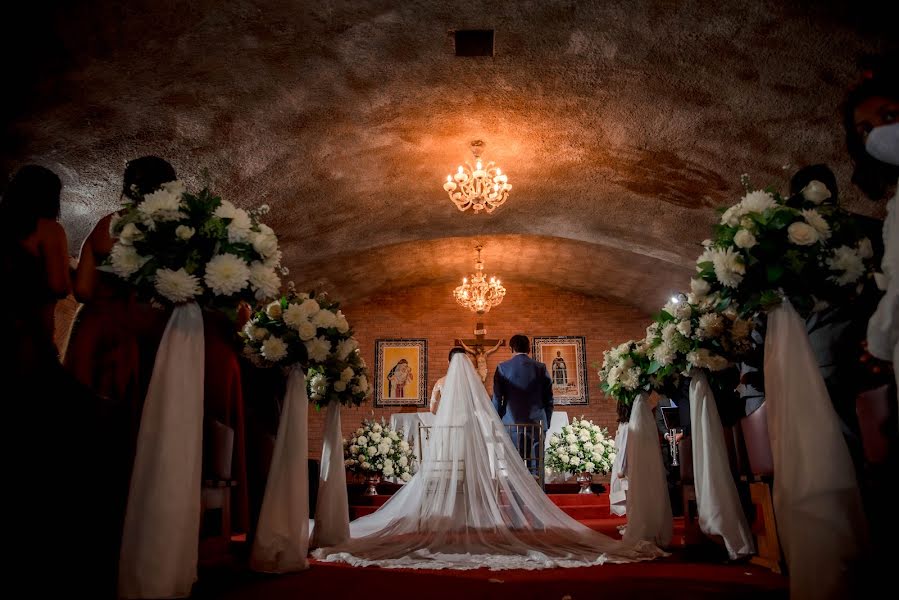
[844,60,899,402]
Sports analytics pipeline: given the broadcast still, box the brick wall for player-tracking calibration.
[308,282,651,461]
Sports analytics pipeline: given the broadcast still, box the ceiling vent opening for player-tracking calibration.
[454,29,494,57]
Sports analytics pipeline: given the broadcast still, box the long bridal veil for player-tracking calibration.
[313,354,666,570]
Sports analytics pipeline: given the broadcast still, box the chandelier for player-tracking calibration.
[453,245,506,314]
[443,140,511,213]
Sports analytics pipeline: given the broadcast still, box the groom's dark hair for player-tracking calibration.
[509,335,530,354]
[448,347,466,362]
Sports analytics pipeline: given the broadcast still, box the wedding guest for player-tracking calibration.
[0,165,116,597]
[609,400,631,516]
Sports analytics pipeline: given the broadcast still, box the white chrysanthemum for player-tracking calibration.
[687,348,729,371]
[108,213,121,236]
[250,223,279,258]
[733,229,757,249]
[712,247,746,288]
[249,261,280,300]
[570,456,581,467]
[357,374,369,393]
[175,224,195,240]
[676,319,692,337]
[696,247,716,271]
[674,302,692,320]
[697,313,725,339]
[827,246,865,285]
[584,462,595,473]
[398,456,408,467]
[357,435,368,446]
[336,338,359,360]
[340,366,355,383]
[566,434,577,444]
[138,183,185,222]
[118,222,143,246]
[204,253,250,296]
[399,441,410,452]
[802,209,831,241]
[560,455,571,464]
[261,336,288,362]
[154,268,202,303]
[266,301,282,319]
[372,424,383,434]
[740,190,776,214]
[787,221,819,246]
[263,249,283,269]
[311,309,338,329]
[401,472,412,482]
[731,318,753,340]
[305,336,331,362]
[283,302,308,330]
[109,244,149,278]
[619,367,642,390]
[652,341,677,367]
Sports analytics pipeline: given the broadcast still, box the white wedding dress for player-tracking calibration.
[313,355,666,570]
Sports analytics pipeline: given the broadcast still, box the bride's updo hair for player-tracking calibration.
[122,156,177,201]
[448,347,467,362]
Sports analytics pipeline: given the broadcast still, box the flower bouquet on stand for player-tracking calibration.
[545,417,615,494]
[598,340,654,406]
[241,284,371,563]
[344,418,418,495]
[109,181,283,594]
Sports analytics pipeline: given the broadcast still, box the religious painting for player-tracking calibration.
[532,336,588,406]
[374,339,428,407]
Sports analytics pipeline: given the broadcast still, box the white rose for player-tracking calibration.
[175,224,194,241]
[356,428,364,435]
[401,472,412,482]
[349,444,359,454]
[570,456,581,467]
[370,432,382,443]
[584,462,595,473]
[297,320,316,341]
[787,221,819,246]
[801,180,832,204]
[118,222,143,245]
[298,299,321,318]
[372,424,383,433]
[250,224,279,258]
[357,435,367,445]
[568,443,579,454]
[690,278,711,298]
[592,453,602,463]
[366,446,378,456]
[266,301,283,319]
[361,462,371,471]
[109,244,149,278]
[399,441,410,452]
[561,455,571,464]
[383,466,395,477]
[733,229,757,249]
[566,434,577,444]
[398,456,408,467]
[334,381,347,392]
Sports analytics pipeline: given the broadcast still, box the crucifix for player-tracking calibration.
[455,322,505,384]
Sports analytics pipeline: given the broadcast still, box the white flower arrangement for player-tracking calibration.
[546,417,615,476]
[344,418,417,481]
[241,284,370,409]
[104,181,282,310]
[598,340,653,405]
[696,175,878,317]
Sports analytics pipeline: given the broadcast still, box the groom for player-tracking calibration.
[492,335,554,476]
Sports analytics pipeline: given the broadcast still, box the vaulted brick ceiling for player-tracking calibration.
[2,0,894,313]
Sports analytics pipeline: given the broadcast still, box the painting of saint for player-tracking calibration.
[387,358,414,398]
[551,351,568,386]
[374,339,428,407]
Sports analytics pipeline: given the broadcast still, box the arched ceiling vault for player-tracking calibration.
[2,1,894,310]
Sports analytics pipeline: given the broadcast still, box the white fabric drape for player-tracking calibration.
[609,422,629,516]
[622,394,673,547]
[765,300,868,600]
[313,355,665,570]
[118,303,204,599]
[311,401,350,547]
[250,366,310,572]
[688,369,755,559]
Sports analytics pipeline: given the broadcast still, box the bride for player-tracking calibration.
[313,352,666,569]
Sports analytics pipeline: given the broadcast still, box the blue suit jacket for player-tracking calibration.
[492,353,554,430]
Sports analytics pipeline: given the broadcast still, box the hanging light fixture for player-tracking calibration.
[443,140,511,213]
[453,245,506,314]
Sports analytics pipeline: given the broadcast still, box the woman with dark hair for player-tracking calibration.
[67,156,177,403]
[0,164,70,367]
